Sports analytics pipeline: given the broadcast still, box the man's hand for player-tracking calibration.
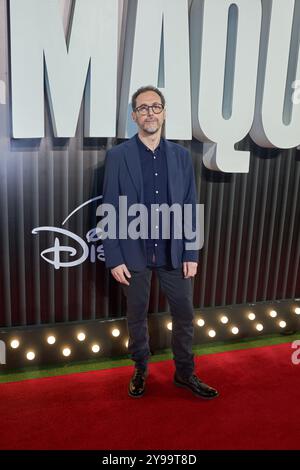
[183,261,198,278]
[110,264,132,285]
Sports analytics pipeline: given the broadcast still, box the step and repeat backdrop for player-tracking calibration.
[0,0,300,330]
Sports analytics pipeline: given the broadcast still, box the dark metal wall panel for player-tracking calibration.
[0,0,300,328]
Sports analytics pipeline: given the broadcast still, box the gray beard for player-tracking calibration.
[143,124,160,134]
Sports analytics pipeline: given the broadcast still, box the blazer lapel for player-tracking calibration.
[124,136,144,202]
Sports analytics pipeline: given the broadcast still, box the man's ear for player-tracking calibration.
[131,111,136,122]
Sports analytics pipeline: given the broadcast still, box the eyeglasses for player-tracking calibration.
[134,104,164,115]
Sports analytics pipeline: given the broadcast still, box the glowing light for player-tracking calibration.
[77,332,86,342]
[270,310,277,318]
[125,340,129,348]
[112,329,120,337]
[47,336,56,345]
[248,313,256,321]
[231,327,239,335]
[26,351,35,361]
[256,323,264,331]
[279,321,287,328]
[220,316,229,324]
[294,307,300,315]
[208,329,216,338]
[91,344,100,353]
[167,322,172,331]
[197,319,205,327]
[62,347,71,357]
[10,339,20,349]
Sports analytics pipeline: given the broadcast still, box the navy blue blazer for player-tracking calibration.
[101,134,199,271]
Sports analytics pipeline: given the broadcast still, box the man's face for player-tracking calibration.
[132,91,166,135]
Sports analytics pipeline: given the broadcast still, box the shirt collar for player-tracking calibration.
[136,133,163,152]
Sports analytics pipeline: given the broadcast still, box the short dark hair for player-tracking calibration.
[131,85,166,111]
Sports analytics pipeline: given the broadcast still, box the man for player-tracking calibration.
[101,85,218,400]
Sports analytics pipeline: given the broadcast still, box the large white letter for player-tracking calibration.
[118,0,191,139]
[190,0,261,173]
[250,0,300,149]
[10,0,118,138]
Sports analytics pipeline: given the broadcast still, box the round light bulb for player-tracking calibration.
[248,313,256,321]
[294,307,300,315]
[10,339,20,349]
[47,336,56,345]
[256,323,264,331]
[279,321,286,328]
[197,319,205,327]
[77,332,86,342]
[26,351,35,361]
[112,328,120,337]
[220,316,229,324]
[167,322,172,331]
[208,329,216,338]
[91,344,100,353]
[231,327,239,335]
[62,347,71,357]
[270,310,277,318]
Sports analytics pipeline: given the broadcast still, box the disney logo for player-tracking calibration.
[32,196,105,269]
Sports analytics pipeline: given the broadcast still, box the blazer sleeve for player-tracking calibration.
[182,150,200,263]
[101,149,125,268]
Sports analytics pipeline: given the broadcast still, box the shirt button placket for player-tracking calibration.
[153,150,159,263]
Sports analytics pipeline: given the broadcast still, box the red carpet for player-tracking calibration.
[0,342,299,450]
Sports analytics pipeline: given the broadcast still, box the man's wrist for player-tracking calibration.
[182,252,199,263]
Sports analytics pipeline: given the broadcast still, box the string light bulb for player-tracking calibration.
[77,332,86,342]
[62,347,71,357]
[26,351,35,361]
[47,336,56,345]
[221,316,229,324]
[10,339,20,349]
[270,310,277,318]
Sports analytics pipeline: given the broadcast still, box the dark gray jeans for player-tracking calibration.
[121,265,195,378]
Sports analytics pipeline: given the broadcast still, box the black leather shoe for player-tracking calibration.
[128,368,148,398]
[174,373,219,399]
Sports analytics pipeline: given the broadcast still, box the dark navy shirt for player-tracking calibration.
[136,134,172,268]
